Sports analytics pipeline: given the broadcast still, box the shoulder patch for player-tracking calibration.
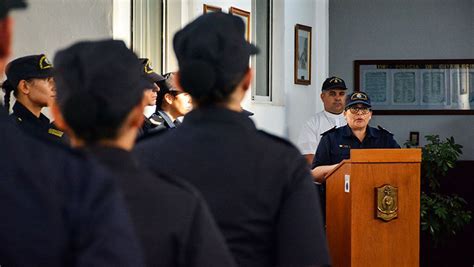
[321,126,337,136]
[257,130,295,148]
[48,128,64,138]
[149,114,164,126]
[377,125,394,135]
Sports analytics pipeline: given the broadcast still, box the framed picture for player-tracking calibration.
[294,24,312,85]
[203,4,221,14]
[354,59,474,115]
[409,131,420,147]
[229,7,250,41]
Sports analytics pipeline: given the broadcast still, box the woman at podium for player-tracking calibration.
[311,91,400,182]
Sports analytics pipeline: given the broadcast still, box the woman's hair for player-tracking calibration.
[178,60,248,107]
[1,79,15,112]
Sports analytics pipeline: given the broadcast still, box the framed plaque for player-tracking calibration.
[354,59,474,115]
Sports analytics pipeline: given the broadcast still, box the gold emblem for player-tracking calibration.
[144,60,154,74]
[329,77,342,84]
[376,184,398,222]
[39,55,53,70]
[351,92,368,100]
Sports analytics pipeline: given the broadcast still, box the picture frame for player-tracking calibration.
[203,4,222,14]
[354,59,474,115]
[294,24,312,85]
[229,7,250,41]
[409,131,420,147]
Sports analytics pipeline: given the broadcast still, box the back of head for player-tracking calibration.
[173,12,258,106]
[0,0,27,59]
[54,39,152,143]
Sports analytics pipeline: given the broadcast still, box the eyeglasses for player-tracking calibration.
[347,106,371,115]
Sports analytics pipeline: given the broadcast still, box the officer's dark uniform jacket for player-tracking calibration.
[312,124,400,168]
[11,101,68,144]
[135,106,330,267]
[86,146,236,267]
[137,110,180,140]
[0,110,143,266]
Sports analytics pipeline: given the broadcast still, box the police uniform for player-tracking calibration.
[312,124,400,168]
[135,13,330,267]
[136,107,330,267]
[311,91,400,220]
[87,146,236,267]
[11,101,67,143]
[4,54,67,144]
[297,76,348,155]
[0,110,144,266]
[53,40,236,267]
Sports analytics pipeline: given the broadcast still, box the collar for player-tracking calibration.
[342,124,379,138]
[13,101,50,125]
[85,145,139,171]
[183,106,256,131]
[156,110,176,128]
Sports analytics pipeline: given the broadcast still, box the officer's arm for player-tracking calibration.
[311,135,338,183]
[311,164,339,183]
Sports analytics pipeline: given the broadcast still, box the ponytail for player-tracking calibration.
[1,79,14,112]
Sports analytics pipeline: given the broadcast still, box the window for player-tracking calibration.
[131,0,163,73]
[252,0,272,102]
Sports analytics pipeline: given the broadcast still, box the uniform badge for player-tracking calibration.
[149,114,164,126]
[339,144,350,149]
[39,55,53,70]
[48,128,64,137]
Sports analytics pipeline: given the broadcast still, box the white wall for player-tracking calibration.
[7,0,114,117]
[167,0,329,142]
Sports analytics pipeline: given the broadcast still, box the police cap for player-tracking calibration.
[345,91,371,108]
[54,39,153,122]
[322,76,347,91]
[173,12,259,98]
[5,54,54,88]
[0,0,27,19]
[139,58,165,84]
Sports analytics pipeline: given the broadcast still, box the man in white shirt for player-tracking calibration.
[297,76,348,164]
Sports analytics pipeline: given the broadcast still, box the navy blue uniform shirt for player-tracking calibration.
[312,124,400,168]
[87,146,236,267]
[0,110,144,266]
[11,101,68,143]
[135,106,330,267]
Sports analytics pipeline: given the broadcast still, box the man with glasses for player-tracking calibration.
[297,76,348,164]
[311,91,400,183]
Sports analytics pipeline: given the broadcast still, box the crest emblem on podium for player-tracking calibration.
[376,184,398,221]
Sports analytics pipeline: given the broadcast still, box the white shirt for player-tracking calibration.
[297,110,347,155]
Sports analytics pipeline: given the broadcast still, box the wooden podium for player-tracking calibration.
[325,149,421,267]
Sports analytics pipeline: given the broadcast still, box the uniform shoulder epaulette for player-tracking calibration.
[149,113,164,126]
[377,125,394,135]
[321,126,337,136]
[257,130,295,148]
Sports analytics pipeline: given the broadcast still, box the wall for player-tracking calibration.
[329,0,474,159]
[7,0,114,117]
[166,0,329,141]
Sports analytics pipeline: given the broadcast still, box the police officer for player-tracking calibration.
[2,54,67,143]
[137,58,165,139]
[311,91,400,182]
[297,76,348,164]
[151,72,192,130]
[51,39,236,267]
[135,12,330,267]
[0,2,144,265]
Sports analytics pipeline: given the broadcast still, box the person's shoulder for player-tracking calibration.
[135,126,168,144]
[257,130,296,148]
[376,125,395,136]
[149,113,165,126]
[151,170,206,203]
[321,126,338,136]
